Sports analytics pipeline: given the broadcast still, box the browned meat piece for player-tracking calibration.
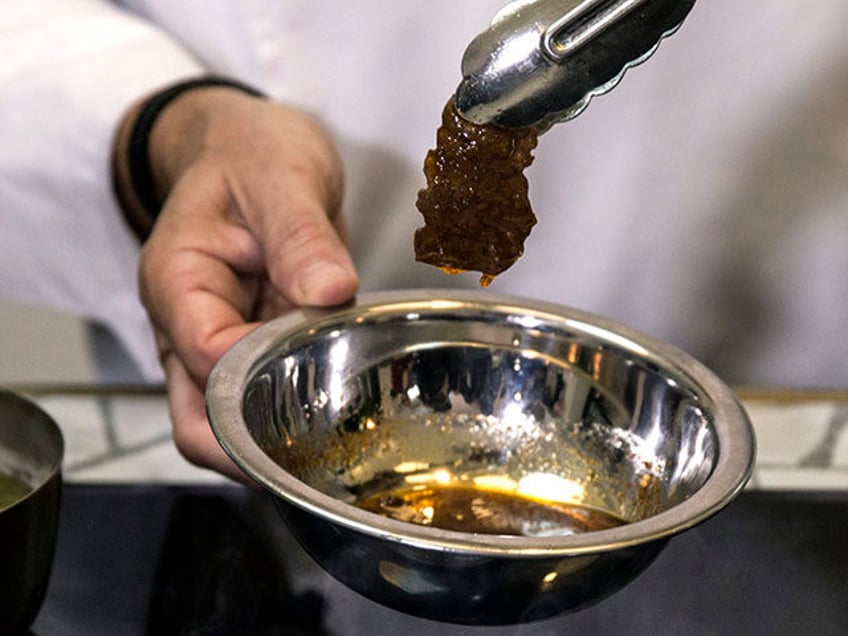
[414,99,539,286]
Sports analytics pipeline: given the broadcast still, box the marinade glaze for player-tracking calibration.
[356,483,626,536]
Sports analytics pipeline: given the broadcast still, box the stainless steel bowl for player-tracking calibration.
[207,291,755,625]
[0,390,64,633]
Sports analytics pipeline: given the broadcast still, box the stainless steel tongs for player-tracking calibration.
[455,0,697,131]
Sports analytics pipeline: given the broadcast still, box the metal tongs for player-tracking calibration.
[455,0,697,131]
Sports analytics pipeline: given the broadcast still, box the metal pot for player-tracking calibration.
[0,390,64,633]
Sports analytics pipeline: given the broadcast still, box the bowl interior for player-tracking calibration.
[240,301,721,535]
[0,393,63,511]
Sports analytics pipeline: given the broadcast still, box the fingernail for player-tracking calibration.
[296,260,358,306]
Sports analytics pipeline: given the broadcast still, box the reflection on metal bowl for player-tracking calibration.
[207,290,755,625]
[0,390,64,633]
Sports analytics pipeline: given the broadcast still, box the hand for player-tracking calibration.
[113,87,359,482]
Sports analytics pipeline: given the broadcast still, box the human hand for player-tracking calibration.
[113,85,358,482]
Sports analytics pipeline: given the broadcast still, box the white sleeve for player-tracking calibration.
[0,0,205,380]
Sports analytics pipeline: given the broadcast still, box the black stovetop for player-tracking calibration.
[33,485,848,635]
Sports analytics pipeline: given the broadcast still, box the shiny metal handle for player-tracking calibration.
[455,0,697,131]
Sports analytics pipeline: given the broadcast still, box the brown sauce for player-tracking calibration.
[356,483,626,536]
[414,100,539,286]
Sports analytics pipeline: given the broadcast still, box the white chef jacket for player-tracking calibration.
[2,0,847,388]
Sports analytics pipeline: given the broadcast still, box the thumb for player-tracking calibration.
[261,198,359,306]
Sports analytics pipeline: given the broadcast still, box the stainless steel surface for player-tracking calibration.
[0,389,64,633]
[541,0,651,61]
[455,0,697,130]
[207,290,755,625]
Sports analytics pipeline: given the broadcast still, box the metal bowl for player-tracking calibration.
[0,390,64,633]
[207,290,755,625]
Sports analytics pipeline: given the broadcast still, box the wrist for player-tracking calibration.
[111,76,265,241]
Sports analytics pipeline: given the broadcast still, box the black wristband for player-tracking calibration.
[127,76,266,220]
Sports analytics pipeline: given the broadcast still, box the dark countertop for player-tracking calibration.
[33,485,848,636]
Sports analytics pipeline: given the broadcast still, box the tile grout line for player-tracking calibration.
[798,406,848,468]
[64,432,175,474]
[97,394,120,452]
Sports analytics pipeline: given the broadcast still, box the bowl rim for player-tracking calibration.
[207,289,756,557]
